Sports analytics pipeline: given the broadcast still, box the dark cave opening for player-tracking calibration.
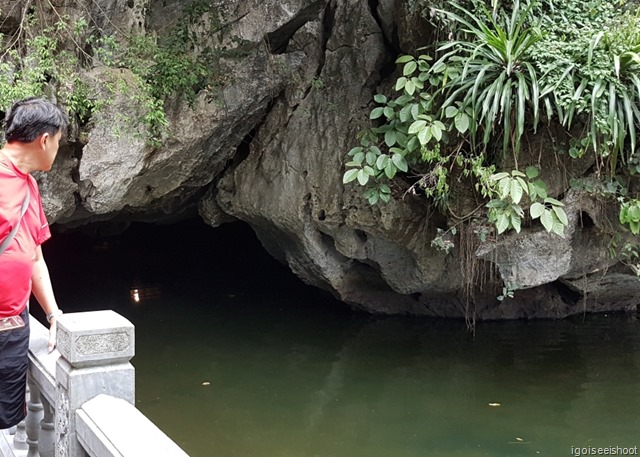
[41,218,350,320]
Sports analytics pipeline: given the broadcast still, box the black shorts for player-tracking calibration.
[0,307,30,429]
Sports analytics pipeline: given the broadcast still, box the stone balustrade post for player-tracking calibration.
[54,311,135,457]
[39,396,55,457]
[13,417,27,451]
[26,379,43,457]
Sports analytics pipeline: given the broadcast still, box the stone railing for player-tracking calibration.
[3,311,188,457]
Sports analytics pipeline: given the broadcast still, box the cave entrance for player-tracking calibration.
[41,218,347,322]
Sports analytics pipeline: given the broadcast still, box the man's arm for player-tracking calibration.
[31,245,61,352]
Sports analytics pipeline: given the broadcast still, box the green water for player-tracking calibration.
[43,221,640,457]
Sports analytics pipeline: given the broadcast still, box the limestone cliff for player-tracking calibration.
[3,0,639,319]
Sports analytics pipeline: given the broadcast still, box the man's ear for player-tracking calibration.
[39,132,50,149]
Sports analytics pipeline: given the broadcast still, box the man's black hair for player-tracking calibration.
[4,97,68,143]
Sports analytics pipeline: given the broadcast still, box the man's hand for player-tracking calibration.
[48,319,56,353]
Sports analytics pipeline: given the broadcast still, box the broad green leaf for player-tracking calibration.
[498,178,511,199]
[403,61,418,76]
[540,209,554,232]
[417,127,432,145]
[408,120,427,134]
[530,202,544,219]
[380,184,391,194]
[552,216,565,236]
[431,61,446,73]
[620,205,629,224]
[385,161,397,179]
[544,197,564,207]
[379,192,391,203]
[357,169,369,185]
[366,151,376,165]
[525,166,539,179]
[486,199,504,209]
[385,130,397,147]
[353,152,365,164]
[510,180,523,204]
[395,55,414,64]
[511,213,522,233]
[392,153,408,172]
[370,107,384,119]
[376,154,389,169]
[511,170,526,178]
[455,113,470,133]
[395,77,407,91]
[368,191,379,205]
[445,106,458,118]
[373,94,387,104]
[405,80,416,95]
[407,137,419,152]
[552,206,569,226]
[515,177,529,196]
[628,204,640,221]
[348,146,363,156]
[490,172,510,181]
[399,104,413,122]
[431,124,443,142]
[383,106,394,119]
[496,213,510,234]
[631,221,640,235]
[534,180,547,199]
[410,103,420,120]
[343,169,359,184]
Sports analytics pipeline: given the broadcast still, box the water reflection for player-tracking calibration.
[129,285,162,304]
[129,296,640,457]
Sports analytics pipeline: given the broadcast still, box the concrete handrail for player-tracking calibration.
[28,314,59,408]
[76,395,189,457]
[19,311,190,457]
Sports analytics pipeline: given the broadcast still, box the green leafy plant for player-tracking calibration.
[343,0,640,243]
[433,0,546,159]
[497,281,517,301]
[0,2,235,146]
[619,199,640,235]
[486,166,568,235]
[431,226,457,253]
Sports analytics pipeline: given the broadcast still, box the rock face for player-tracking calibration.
[3,0,639,318]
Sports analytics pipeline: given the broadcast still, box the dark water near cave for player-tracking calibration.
[41,220,640,457]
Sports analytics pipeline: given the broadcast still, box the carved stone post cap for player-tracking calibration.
[56,310,135,368]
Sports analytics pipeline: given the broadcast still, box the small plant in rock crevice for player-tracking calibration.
[0,0,240,146]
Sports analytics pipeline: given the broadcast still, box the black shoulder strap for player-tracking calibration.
[0,187,31,256]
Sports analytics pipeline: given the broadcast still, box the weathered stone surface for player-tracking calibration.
[30,0,640,319]
[77,395,189,457]
[216,0,468,316]
[0,0,21,34]
[56,310,134,368]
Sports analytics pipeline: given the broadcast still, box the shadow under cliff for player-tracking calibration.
[40,218,353,320]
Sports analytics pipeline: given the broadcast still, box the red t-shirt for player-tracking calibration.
[0,155,51,318]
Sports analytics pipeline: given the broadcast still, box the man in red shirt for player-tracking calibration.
[0,97,67,429]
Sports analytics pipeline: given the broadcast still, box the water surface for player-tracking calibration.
[43,221,640,456]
